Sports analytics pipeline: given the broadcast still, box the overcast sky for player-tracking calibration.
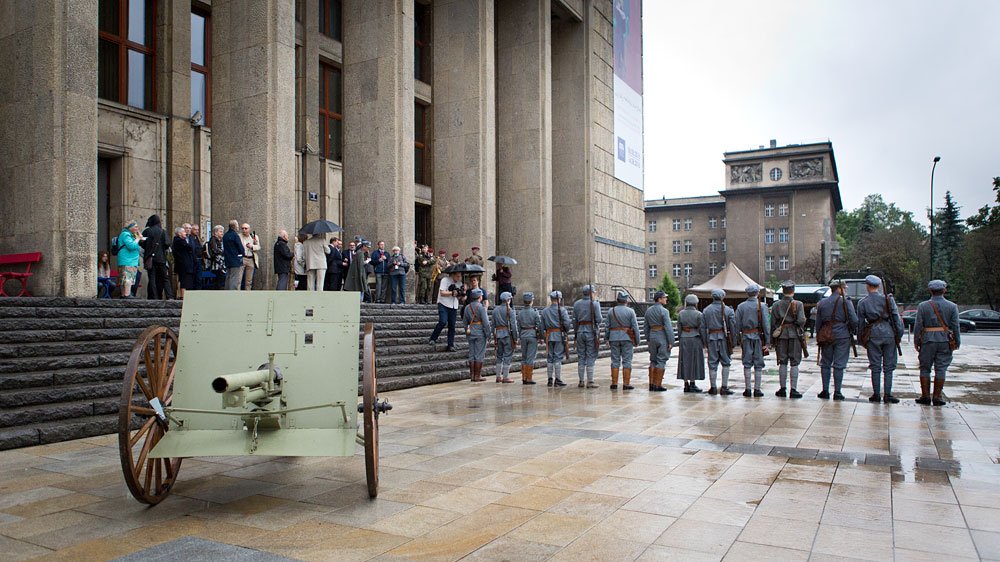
[642,0,1000,222]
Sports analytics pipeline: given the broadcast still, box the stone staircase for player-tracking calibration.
[0,297,648,450]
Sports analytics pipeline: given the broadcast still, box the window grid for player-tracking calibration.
[98,0,157,110]
[319,0,342,41]
[190,8,210,126]
[319,63,343,161]
[683,218,693,231]
[683,263,693,278]
[721,238,727,252]
[779,255,789,271]
[648,288,656,301]
[649,265,658,279]
[673,264,681,277]
[672,219,681,231]
[765,256,775,271]
[414,101,429,185]
[708,217,717,229]
[709,239,718,253]
[764,204,775,218]
[684,240,692,254]
[779,227,789,243]
[648,241,657,254]
[414,2,432,82]
[709,262,718,276]
[648,220,657,232]
[721,216,727,229]
[672,241,681,254]
[764,228,775,244]
[778,203,789,217]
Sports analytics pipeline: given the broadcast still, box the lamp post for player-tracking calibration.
[929,156,941,279]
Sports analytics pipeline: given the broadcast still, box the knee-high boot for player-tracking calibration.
[623,368,633,390]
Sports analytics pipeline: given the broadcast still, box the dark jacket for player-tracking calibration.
[171,235,196,275]
[222,227,244,268]
[188,234,203,266]
[371,249,389,274]
[140,215,169,265]
[273,237,293,274]
[327,246,344,273]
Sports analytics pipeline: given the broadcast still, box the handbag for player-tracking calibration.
[928,302,959,351]
[816,298,838,346]
[772,301,793,340]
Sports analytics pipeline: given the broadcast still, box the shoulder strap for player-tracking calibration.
[756,298,764,333]
[929,301,948,328]
[840,296,849,322]
[611,306,625,327]
[777,300,792,332]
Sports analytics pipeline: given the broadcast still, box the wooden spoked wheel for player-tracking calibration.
[362,322,379,499]
[118,325,183,505]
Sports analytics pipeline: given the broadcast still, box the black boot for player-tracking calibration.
[775,387,787,398]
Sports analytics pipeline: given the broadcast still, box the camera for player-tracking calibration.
[448,283,467,298]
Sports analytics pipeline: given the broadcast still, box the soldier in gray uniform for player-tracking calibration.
[676,294,708,393]
[462,288,491,383]
[517,292,541,385]
[735,284,770,397]
[703,288,736,395]
[607,291,641,391]
[815,280,858,400]
[771,280,807,399]
[493,291,518,384]
[913,279,960,406]
[573,285,603,388]
[644,290,674,392]
[857,275,904,404]
[541,290,572,387]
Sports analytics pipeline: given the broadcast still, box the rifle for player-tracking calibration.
[756,294,770,356]
[719,302,734,356]
[886,291,902,357]
[794,302,809,359]
[591,296,601,352]
[558,296,570,364]
[508,301,517,351]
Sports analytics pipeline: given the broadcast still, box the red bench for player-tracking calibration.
[0,252,42,297]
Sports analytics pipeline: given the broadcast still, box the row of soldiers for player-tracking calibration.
[458,277,961,405]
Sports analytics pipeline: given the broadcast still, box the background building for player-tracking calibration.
[645,141,842,299]
[0,0,645,300]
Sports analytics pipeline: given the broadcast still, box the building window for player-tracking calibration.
[684,218,693,231]
[708,217,717,229]
[764,204,775,218]
[672,240,681,254]
[672,219,681,231]
[98,0,156,110]
[684,263,693,278]
[319,63,343,161]
[709,262,718,276]
[648,220,657,232]
[190,9,210,126]
[778,203,789,217]
[648,288,656,301]
[721,215,727,229]
[415,101,429,184]
[320,0,342,41]
[709,239,718,253]
[684,240,692,254]
[649,265,658,279]
[648,241,657,254]
[721,238,727,252]
[765,256,775,271]
[672,264,681,277]
[779,227,789,243]
[779,256,789,271]
[414,2,432,82]
[764,228,775,245]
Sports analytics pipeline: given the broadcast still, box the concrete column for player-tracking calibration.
[432,0,496,264]
[551,7,590,296]
[158,0,194,229]
[212,0,297,286]
[496,0,552,297]
[299,1,324,224]
[342,0,415,258]
[0,0,98,297]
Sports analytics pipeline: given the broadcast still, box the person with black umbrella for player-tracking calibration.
[302,233,330,291]
[428,269,465,352]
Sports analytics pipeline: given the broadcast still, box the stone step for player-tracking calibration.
[0,382,121,409]
[0,414,119,449]
[0,306,182,319]
[0,397,119,428]
[0,327,153,345]
[0,339,135,359]
[0,296,182,310]
[0,365,126,391]
[0,316,181,332]
[0,352,132,375]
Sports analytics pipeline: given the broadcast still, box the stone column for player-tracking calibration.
[342,0,415,258]
[158,0,194,229]
[0,0,98,297]
[211,0,297,287]
[432,0,496,266]
[496,0,552,297]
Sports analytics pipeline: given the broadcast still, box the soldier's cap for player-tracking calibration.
[654,290,668,301]
[452,253,460,258]
[581,284,594,295]
[781,280,796,291]
[865,275,882,287]
[472,246,480,250]
[711,288,726,300]
[928,279,947,291]
[829,279,845,289]
[617,291,628,302]
[438,249,446,255]
[523,292,534,302]
[500,292,512,302]
[550,290,562,300]
[746,284,760,295]
[685,294,699,306]
[470,288,483,298]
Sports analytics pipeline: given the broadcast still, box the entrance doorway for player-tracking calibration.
[97,156,124,261]
[415,203,432,247]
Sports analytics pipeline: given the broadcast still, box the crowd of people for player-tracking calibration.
[442,276,961,408]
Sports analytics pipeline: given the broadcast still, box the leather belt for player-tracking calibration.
[709,329,726,334]
[611,327,629,331]
[741,328,761,334]
[924,327,947,332]
[545,328,562,335]
[649,326,665,331]
[681,327,699,332]
[470,321,482,325]
[577,321,593,326]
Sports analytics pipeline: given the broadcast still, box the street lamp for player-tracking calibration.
[929,156,941,279]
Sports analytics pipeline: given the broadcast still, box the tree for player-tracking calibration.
[656,273,682,319]
[836,194,926,260]
[958,176,1000,309]
[966,177,1000,229]
[790,250,824,284]
[932,191,965,294]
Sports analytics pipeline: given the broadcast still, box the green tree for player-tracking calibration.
[959,177,1000,309]
[656,273,682,319]
[932,191,965,292]
[966,177,1000,229]
[836,194,926,260]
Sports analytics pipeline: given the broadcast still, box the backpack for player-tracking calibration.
[110,235,121,256]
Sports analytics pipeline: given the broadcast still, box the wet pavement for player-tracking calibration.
[2,339,1000,561]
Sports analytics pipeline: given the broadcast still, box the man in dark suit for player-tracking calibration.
[325,237,344,291]
[222,219,245,290]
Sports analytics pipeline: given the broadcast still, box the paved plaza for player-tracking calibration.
[2,339,1000,561]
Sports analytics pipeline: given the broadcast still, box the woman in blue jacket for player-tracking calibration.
[116,221,143,298]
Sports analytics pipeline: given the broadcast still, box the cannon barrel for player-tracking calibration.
[211,369,272,393]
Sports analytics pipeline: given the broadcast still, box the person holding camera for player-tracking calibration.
[388,246,409,304]
[428,270,464,352]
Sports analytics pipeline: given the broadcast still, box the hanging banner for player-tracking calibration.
[613,0,644,190]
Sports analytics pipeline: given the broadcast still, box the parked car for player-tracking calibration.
[959,309,1000,330]
[901,310,976,333]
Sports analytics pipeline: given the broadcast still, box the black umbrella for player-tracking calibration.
[488,255,518,266]
[299,219,342,236]
[443,263,485,274]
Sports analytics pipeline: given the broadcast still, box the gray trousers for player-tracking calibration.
[776,338,802,366]
[496,334,514,366]
[918,341,953,380]
[707,339,731,370]
[276,272,289,291]
[820,338,851,392]
[521,337,538,366]
[866,340,898,394]
[648,333,670,369]
[468,335,486,362]
[225,265,244,290]
[547,340,565,364]
[740,338,765,368]
[610,341,634,369]
[375,274,389,303]
[576,331,597,366]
